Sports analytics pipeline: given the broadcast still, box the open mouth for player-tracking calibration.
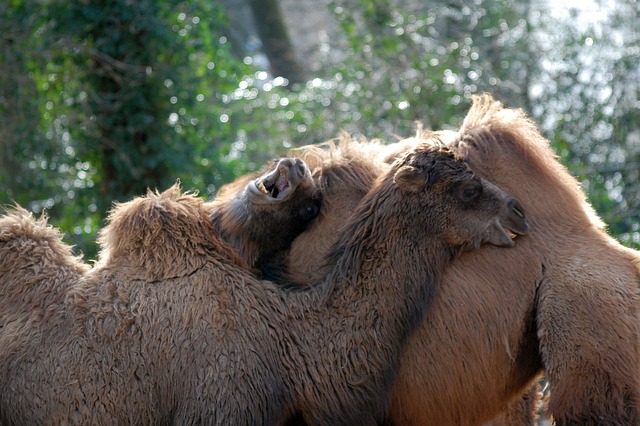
[502,221,528,240]
[255,165,290,199]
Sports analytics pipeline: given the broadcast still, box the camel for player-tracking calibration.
[0,142,527,425]
[277,95,640,425]
[207,156,321,271]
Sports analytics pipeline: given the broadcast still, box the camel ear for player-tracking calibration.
[394,165,427,192]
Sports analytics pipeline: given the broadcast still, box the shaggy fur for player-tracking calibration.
[280,95,640,425]
[0,207,90,370]
[273,139,392,284]
[0,142,526,425]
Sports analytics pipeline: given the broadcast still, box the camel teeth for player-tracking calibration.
[257,180,269,194]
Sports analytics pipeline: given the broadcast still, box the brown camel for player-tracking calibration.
[207,156,321,270]
[0,142,527,425]
[277,95,640,425]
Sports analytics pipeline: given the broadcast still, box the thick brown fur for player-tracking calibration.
[0,144,526,425]
[0,207,90,368]
[281,95,640,425]
[279,139,392,284]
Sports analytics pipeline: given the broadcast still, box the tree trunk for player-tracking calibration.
[247,0,305,85]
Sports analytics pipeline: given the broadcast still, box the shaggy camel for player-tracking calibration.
[264,138,538,426]
[207,156,321,270]
[278,95,640,425]
[0,143,527,425]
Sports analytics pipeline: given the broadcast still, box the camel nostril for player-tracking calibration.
[278,158,294,168]
[513,206,524,219]
[285,158,307,181]
[509,199,525,219]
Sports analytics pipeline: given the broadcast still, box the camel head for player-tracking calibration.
[391,140,529,252]
[209,157,321,268]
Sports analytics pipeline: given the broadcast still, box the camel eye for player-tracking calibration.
[459,181,482,203]
[299,203,319,221]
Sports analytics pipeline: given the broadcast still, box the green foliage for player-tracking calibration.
[531,4,640,247]
[321,0,534,134]
[1,0,637,256]
[44,0,244,198]
[213,0,537,146]
[2,0,259,258]
[0,2,61,208]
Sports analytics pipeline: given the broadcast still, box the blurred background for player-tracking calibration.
[1,0,638,259]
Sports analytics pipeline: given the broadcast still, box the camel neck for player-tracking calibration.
[321,226,449,324]
[282,219,452,425]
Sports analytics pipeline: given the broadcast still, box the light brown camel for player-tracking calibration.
[277,95,640,425]
[0,142,527,425]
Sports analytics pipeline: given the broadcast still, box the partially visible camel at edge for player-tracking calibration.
[278,94,640,425]
[0,143,528,424]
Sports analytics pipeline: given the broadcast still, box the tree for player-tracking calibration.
[0,3,62,210]
[532,1,640,247]
[266,0,539,140]
[0,0,261,257]
[247,0,305,84]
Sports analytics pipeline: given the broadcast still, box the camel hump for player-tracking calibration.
[0,205,89,307]
[1,205,53,243]
[0,205,85,270]
[97,183,243,278]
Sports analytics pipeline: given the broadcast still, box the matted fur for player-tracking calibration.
[281,95,640,425]
[96,185,249,278]
[0,207,90,365]
[280,138,392,283]
[0,143,524,424]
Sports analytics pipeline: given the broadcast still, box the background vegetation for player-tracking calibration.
[1,0,638,259]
